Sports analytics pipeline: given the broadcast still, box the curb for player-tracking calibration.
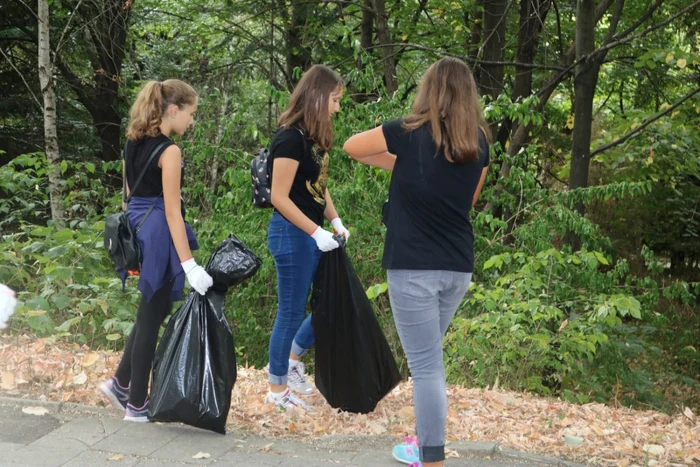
[0,396,587,466]
[448,442,586,467]
[497,447,586,467]
[0,395,122,418]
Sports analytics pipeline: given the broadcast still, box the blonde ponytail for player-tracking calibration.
[126,79,198,141]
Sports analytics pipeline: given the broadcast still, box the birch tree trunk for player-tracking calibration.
[38,0,64,226]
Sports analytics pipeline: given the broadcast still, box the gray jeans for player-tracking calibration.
[387,269,472,463]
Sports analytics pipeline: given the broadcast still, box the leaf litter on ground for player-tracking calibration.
[1,334,698,466]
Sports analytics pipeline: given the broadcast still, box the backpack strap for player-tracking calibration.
[124,141,170,205]
[122,140,129,203]
[296,127,308,154]
[134,190,162,233]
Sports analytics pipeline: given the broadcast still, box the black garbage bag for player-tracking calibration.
[207,234,262,288]
[311,243,402,414]
[148,235,261,433]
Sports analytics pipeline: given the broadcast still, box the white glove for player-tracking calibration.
[0,284,18,330]
[330,217,350,243]
[181,258,214,295]
[311,226,340,252]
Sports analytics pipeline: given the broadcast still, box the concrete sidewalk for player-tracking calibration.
[0,398,584,467]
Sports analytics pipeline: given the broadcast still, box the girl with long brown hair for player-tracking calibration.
[99,79,213,422]
[265,65,350,409]
[343,58,490,467]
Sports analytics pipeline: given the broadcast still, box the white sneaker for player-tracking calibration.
[287,361,314,395]
[265,389,311,411]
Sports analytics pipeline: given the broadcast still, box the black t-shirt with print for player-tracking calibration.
[269,126,329,226]
[381,119,490,273]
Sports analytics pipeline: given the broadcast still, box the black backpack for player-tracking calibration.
[251,128,306,208]
[251,147,272,208]
[104,141,167,271]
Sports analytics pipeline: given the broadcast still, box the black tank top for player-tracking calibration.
[124,134,187,218]
[124,134,175,197]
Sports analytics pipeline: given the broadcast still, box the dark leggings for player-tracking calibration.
[115,280,175,406]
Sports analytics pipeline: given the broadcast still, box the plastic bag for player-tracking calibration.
[311,244,402,414]
[207,234,262,288]
[148,235,261,433]
[148,289,233,433]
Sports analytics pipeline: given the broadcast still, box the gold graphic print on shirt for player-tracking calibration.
[306,144,329,204]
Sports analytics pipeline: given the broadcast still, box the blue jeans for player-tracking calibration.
[267,211,321,385]
[387,269,472,463]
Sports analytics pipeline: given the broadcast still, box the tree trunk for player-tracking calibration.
[94,105,122,163]
[505,0,614,164]
[513,0,550,101]
[498,0,551,243]
[286,0,312,84]
[480,0,509,99]
[55,0,131,163]
[360,0,374,52]
[502,0,551,149]
[468,0,484,60]
[38,0,64,227]
[210,90,228,194]
[564,0,599,249]
[352,0,376,102]
[373,0,397,95]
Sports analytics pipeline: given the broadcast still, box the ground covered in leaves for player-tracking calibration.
[0,334,698,466]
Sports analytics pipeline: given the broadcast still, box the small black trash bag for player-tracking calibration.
[207,234,262,288]
[312,244,402,414]
[148,235,261,433]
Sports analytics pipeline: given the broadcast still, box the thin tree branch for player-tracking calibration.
[640,68,671,104]
[614,0,666,40]
[477,0,515,58]
[0,36,35,44]
[363,42,567,70]
[410,0,429,26]
[603,0,625,46]
[594,86,615,115]
[535,0,696,102]
[592,0,700,62]
[392,0,429,58]
[552,0,564,56]
[54,0,84,55]
[590,86,700,158]
[54,54,97,115]
[0,47,42,109]
[12,0,39,21]
[595,0,617,24]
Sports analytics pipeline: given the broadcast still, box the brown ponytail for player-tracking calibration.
[126,79,198,141]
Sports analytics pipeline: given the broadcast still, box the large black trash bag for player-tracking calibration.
[148,235,261,433]
[312,243,402,414]
[148,290,233,433]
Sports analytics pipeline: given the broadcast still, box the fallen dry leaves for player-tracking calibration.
[1,334,698,466]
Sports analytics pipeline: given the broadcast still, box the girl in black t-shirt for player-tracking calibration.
[265,65,350,409]
[344,58,490,467]
[98,80,213,422]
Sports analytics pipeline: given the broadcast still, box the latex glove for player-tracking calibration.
[311,226,340,252]
[181,258,214,295]
[0,284,17,330]
[330,217,350,243]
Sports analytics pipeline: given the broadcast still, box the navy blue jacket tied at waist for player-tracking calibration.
[117,197,199,302]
